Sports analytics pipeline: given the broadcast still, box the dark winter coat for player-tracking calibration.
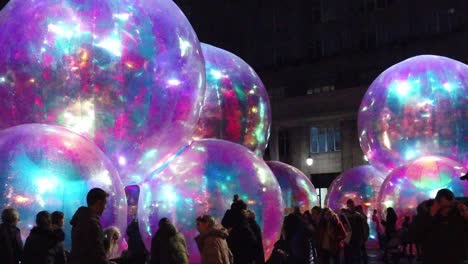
[50,227,67,264]
[23,226,58,264]
[283,213,313,263]
[195,225,233,264]
[0,223,23,264]
[226,213,258,264]
[248,218,265,264]
[150,223,188,264]
[412,199,467,264]
[344,210,367,247]
[126,219,149,264]
[69,206,109,264]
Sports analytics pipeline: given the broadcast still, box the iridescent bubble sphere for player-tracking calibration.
[0,124,127,247]
[326,165,385,240]
[326,165,385,212]
[194,43,271,156]
[138,139,283,263]
[378,156,467,225]
[358,55,468,172]
[0,0,206,185]
[266,161,319,212]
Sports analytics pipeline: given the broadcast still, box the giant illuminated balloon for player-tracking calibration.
[194,44,271,156]
[266,161,319,212]
[358,55,468,172]
[326,165,385,212]
[326,165,385,240]
[0,124,127,247]
[0,0,206,185]
[378,156,467,225]
[138,139,283,263]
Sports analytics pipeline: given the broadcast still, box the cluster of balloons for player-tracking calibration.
[0,0,280,262]
[327,55,467,228]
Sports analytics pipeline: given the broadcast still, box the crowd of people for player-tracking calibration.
[0,188,467,264]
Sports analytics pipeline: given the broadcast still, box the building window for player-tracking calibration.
[310,127,341,153]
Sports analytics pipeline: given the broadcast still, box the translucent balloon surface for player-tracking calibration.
[266,161,319,212]
[378,156,467,225]
[194,44,271,156]
[358,55,468,172]
[326,165,385,212]
[138,139,283,263]
[0,0,205,185]
[326,165,385,240]
[0,124,127,247]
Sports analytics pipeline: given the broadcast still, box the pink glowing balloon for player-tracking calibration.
[138,139,283,263]
[326,165,385,215]
[326,165,385,240]
[194,44,271,156]
[0,124,127,248]
[266,161,319,212]
[358,55,467,172]
[378,156,467,226]
[0,0,206,185]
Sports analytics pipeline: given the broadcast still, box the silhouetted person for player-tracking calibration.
[283,206,313,263]
[318,208,346,264]
[23,211,59,264]
[381,207,397,239]
[355,205,369,264]
[195,215,233,264]
[221,194,241,231]
[224,200,257,264]
[246,210,265,264]
[69,188,112,264]
[0,208,23,264]
[343,199,367,264]
[413,189,468,264]
[150,218,189,264]
[126,218,149,264]
[51,211,67,264]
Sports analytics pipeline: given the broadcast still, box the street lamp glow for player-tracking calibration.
[306,157,314,166]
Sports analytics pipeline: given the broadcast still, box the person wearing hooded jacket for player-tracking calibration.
[23,211,59,264]
[69,188,113,264]
[0,208,23,264]
[412,189,468,264]
[195,215,233,264]
[150,218,189,264]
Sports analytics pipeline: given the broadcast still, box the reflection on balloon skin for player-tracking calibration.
[138,139,283,263]
[378,156,467,227]
[325,165,385,240]
[0,124,127,248]
[0,0,206,185]
[195,44,271,156]
[358,55,467,172]
[266,161,319,212]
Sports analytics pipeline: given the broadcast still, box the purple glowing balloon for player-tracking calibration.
[358,55,468,172]
[194,44,271,156]
[326,165,385,241]
[138,139,283,263]
[326,165,385,214]
[0,124,127,247]
[266,161,319,212]
[0,0,206,185]
[378,156,467,226]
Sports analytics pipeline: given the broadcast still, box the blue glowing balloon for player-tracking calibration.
[266,161,319,212]
[0,124,127,247]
